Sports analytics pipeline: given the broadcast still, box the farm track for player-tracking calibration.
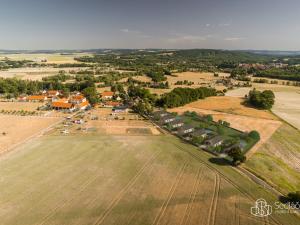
[168,140,284,225]
[179,166,203,225]
[92,151,161,225]
[151,163,188,225]
[235,195,240,225]
[206,173,220,225]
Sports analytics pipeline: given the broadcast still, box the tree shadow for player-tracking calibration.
[278,195,290,204]
[209,157,232,166]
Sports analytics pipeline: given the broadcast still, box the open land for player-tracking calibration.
[0,115,61,154]
[1,131,299,225]
[0,101,43,111]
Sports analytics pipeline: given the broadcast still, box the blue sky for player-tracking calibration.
[0,0,299,50]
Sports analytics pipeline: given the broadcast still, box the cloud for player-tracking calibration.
[224,37,245,41]
[219,23,231,27]
[120,29,129,33]
[205,24,211,27]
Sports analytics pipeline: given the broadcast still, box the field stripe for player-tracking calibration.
[179,166,203,225]
[206,173,220,225]
[151,163,188,225]
[92,150,161,225]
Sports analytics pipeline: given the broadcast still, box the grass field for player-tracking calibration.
[245,123,300,194]
[0,133,299,225]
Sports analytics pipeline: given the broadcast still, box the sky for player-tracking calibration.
[0,0,299,50]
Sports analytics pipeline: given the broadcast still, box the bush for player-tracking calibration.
[248,130,260,140]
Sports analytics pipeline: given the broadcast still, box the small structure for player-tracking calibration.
[101,91,114,100]
[26,95,47,102]
[159,115,176,124]
[190,129,209,139]
[168,119,184,130]
[112,105,129,113]
[178,125,195,136]
[205,136,224,147]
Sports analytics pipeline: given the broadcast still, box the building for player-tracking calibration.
[112,105,129,113]
[26,95,47,102]
[101,91,114,100]
[77,100,90,110]
[168,119,184,129]
[178,125,195,136]
[46,90,60,98]
[153,110,170,119]
[70,95,86,104]
[159,115,176,124]
[205,136,224,147]
[190,129,209,139]
[52,101,75,112]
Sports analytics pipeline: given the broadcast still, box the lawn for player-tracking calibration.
[0,133,299,225]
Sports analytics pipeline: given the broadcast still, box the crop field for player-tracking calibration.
[0,115,61,154]
[245,123,300,194]
[184,96,278,120]
[0,67,87,81]
[0,53,91,64]
[0,133,299,225]
[145,72,229,96]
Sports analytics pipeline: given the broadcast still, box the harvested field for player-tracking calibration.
[0,134,298,225]
[184,96,277,120]
[272,92,300,130]
[0,67,86,81]
[245,123,300,194]
[0,115,61,154]
[227,85,300,130]
[0,102,43,111]
[0,53,91,64]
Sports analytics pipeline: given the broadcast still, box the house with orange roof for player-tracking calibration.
[70,95,86,104]
[47,90,60,98]
[26,95,47,102]
[101,91,114,100]
[52,101,75,111]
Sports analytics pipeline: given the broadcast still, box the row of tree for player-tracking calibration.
[157,87,216,108]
